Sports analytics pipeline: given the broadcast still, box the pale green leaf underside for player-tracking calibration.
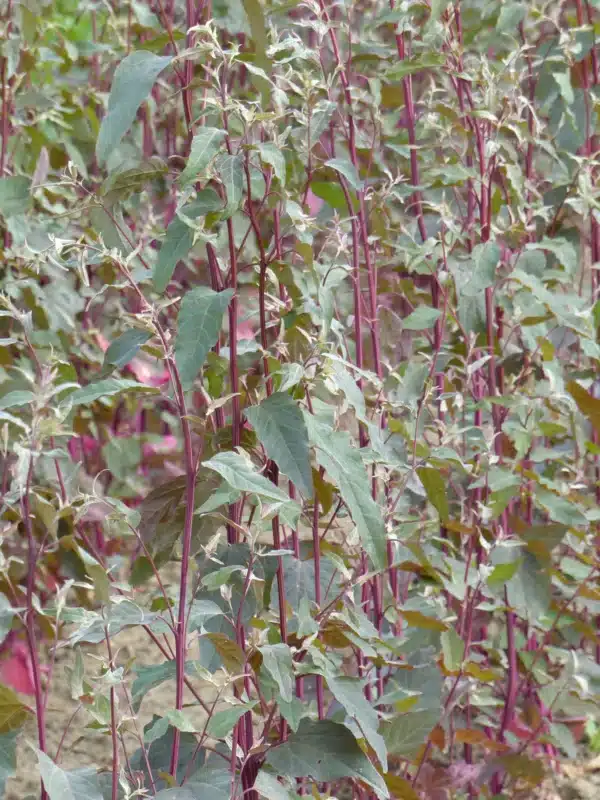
[36,750,103,800]
[203,451,291,503]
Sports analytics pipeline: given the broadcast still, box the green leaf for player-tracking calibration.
[245,392,313,496]
[0,391,35,410]
[67,378,159,406]
[308,101,337,147]
[242,0,270,72]
[384,708,439,758]
[402,306,442,331]
[89,206,133,255]
[536,489,587,528]
[325,157,363,191]
[0,685,31,732]
[260,643,294,703]
[139,470,225,558]
[567,380,600,435]
[153,191,224,292]
[278,695,305,734]
[265,719,389,799]
[306,416,386,570]
[385,54,445,80]
[36,751,103,800]
[131,660,181,712]
[0,731,16,796]
[174,287,234,389]
[380,658,442,711]
[153,217,194,294]
[277,554,341,614]
[326,675,387,770]
[130,716,200,789]
[0,176,31,217]
[416,467,449,521]
[497,2,527,32]
[255,769,301,800]
[182,188,224,217]
[179,128,226,187]
[0,595,15,647]
[187,598,225,631]
[66,649,84,701]
[203,451,291,503]
[501,550,552,621]
[203,632,245,673]
[487,560,521,587]
[103,329,152,370]
[216,153,244,218]
[256,143,286,185]
[451,241,500,298]
[162,709,196,733]
[206,702,254,738]
[201,565,245,591]
[103,157,168,202]
[310,181,349,211]
[96,51,173,165]
[153,766,231,799]
[66,600,157,645]
[471,241,500,294]
[441,628,463,671]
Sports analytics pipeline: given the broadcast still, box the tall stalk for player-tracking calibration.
[22,458,48,800]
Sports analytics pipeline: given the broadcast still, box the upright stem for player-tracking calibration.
[165,359,198,776]
[105,630,119,800]
[21,458,48,800]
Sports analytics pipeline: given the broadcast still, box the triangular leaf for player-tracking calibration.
[265,719,389,799]
[36,751,103,800]
[384,708,439,758]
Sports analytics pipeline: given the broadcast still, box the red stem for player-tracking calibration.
[105,629,119,800]
[21,458,48,800]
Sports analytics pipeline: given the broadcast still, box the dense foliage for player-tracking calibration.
[0,0,599,798]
